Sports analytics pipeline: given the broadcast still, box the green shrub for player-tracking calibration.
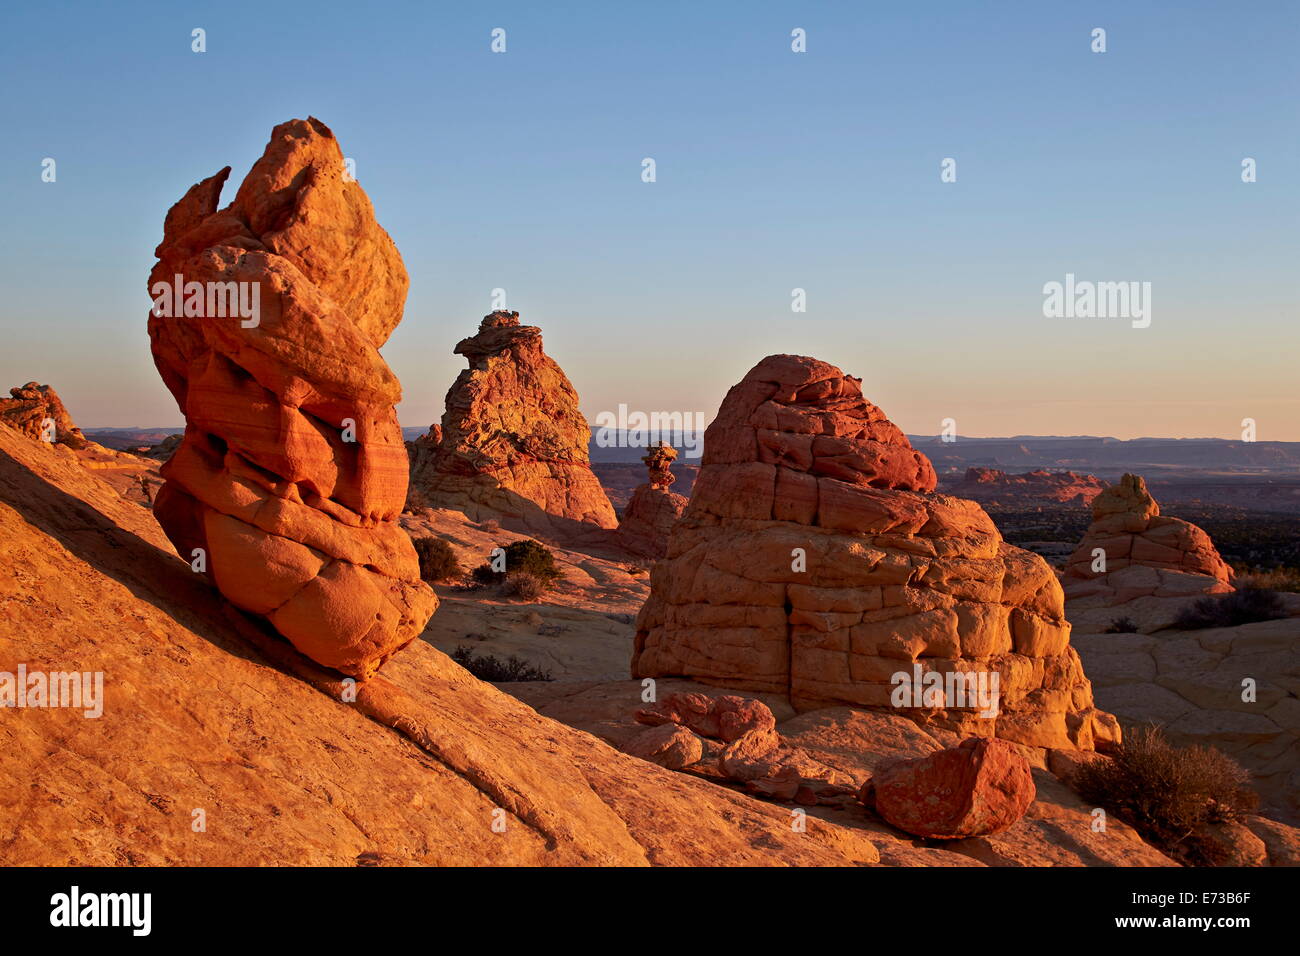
[413,536,462,583]
[450,644,553,682]
[1072,725,1257,866]
[472,539,563,589]
[1103,616,1139,633]
[1172,589,1287,630]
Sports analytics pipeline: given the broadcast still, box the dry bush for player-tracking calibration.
[1103,616,1139,633]
[503,570,546,601]
[413,536,462,583]
[1172,589,1286,630]
[450,644,552,682]
[1072,725,1257,865]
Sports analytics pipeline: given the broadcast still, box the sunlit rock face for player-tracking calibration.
[148,117,435,679]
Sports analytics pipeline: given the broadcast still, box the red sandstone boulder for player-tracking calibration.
[620,723,704,770]
[147,117,436,679]
[865,737,1035,839]
[633,354,1118,751]
[0,383,86,449]
[636,691,776,741]
[408,311,617,541]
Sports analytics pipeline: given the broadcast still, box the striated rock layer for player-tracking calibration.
[409,311,617,539]
[0,382,86,448]
[147,117,436,679]
[1064,473,1233,602]
[633,355,1117,751]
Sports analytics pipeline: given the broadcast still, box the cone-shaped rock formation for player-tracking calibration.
[1064,472,1233,600]
[408,311,617,539]
[633,354,1117,751]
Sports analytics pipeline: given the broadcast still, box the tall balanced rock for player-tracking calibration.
[633,355,1116,751]
[1064,473,1233,601]
[147,117,436,679]
[0,383,86,448]
[617,441,688,557]
[409,311,617,539]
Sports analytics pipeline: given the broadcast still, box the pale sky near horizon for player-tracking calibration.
[2,1,1296,439]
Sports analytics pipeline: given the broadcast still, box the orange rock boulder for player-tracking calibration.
[408,311,617,540]
[146,117,436,679]
[632,354,1117,751]
[863,737,1035,839]
[1064,473,1233,601]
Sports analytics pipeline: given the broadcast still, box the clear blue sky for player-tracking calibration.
[2,0,1296,438]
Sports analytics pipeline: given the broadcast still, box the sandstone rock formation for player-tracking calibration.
[944,467,1104,506]
[633,354,1117,751]
[0,382,86,448]
[146,117,435,679]
[0,423,888,866]
[408,311,617,540]
[1064,473,1233,603]
[617,442,688,557]
[861,737,1035,839]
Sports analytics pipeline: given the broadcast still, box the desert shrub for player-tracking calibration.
[503,570,546,601]
[1072,725,1257,866]
[1172,589,1287,630]
[1236,566,1300,594]
[413,536,462,583]
[1103,616,1139,633]
[472,539,563,589]
[450,644,553,682]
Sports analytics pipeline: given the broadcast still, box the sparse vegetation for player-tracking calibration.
[1103,616,1139,633]
[450,644,553,682]
[472,539,563,591]
[1072,725,1257,866]
[413,536,462,583]
[1235,565,1300,594]
[503,570,546,601]
[1172,588,1287,630]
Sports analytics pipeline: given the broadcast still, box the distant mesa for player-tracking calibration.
[944,467,1105,506]
[1064,473,1233,603]
[407,310,618,542]
[147,117,436,680]
[632,354,1118,751]
[0,382,86,449]
[615,441,688,558]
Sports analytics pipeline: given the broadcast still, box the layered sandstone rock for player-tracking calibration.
[0,382,86,448]
[1064,473,1233,602]
[408,311,617,540]
[617,442,688,557]
[147,117,435,679]
[633,354,1117,751]
[862,737,1035,839]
